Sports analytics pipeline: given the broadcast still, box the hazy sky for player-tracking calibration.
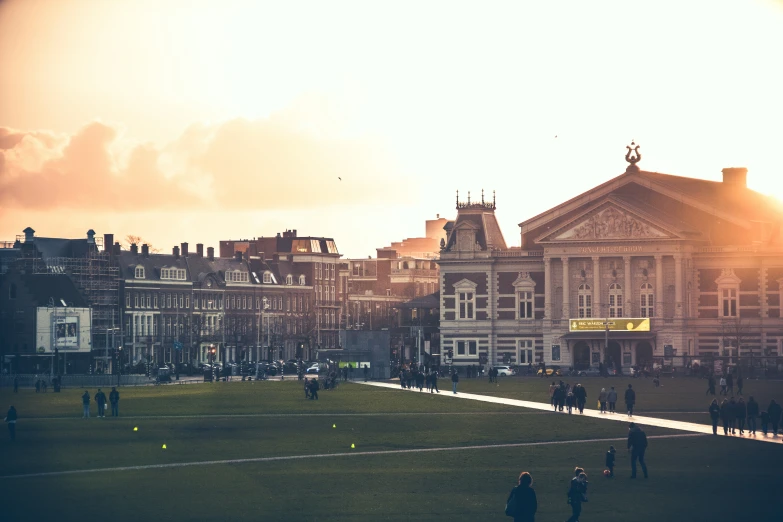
[1,0,782,257]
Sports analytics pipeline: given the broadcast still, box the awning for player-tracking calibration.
[560,332,657,341]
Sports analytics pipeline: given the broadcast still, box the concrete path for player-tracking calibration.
[360,381,783,445]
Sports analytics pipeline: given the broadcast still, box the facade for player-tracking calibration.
[438,146,783,373]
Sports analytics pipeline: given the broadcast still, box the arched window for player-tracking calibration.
[640,283,654,317]
[578,284,592,318]
[609,283,623,317]
[286,274,293,285]
[299,275,306,285]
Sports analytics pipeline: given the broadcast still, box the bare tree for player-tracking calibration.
[124,234,161,253]
[721,318,751,364]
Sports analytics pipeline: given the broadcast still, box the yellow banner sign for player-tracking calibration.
[569,318,650,332]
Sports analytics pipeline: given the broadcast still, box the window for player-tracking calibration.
[640,283,654,317]
[608,283,623,318]
[286,274,293,285]
[578,284,592,318]
[458,292,474,319]
[517,291,533,319]
[185,296,189,309]
[135,266,145,278]
[226,270,248,283]
[721,288,738,317]
[242,296,247,309]
[456,340,477,356]
[154,295,158,308]
[146,295,151,308]
[551,344,561,362]
[299,275,306,285]
[126,294,130,307]
[263,272,272,284]
[167,294,171,308]
[518,339,533,364]
[134,294,139,308]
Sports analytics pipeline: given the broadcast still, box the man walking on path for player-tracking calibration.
[95,389,107,418]
[747,396,759,435]
[627,422,649,479]
[4,405,17,441]
[736,397,747,435]
[607,386,618,413]
[768,400,782,435]
[625,384,636,417]
[431,372,440,393]
[82,391,91,418]
[574,384,587,414]
[709,399,720,435]
[109,387,120,417]
[451,370,459,394]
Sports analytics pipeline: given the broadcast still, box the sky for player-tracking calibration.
[1,0,783,258]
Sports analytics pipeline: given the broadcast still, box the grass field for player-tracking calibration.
[1,376,782,521]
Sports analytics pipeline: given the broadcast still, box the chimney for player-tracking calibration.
[207,247,215,260]
[235,251,243,262]
[173,246,180,258]
[104,234,113,252]
[130,243,138,255]
[196,243,204,257]
[722,167,747,188]
[86,229,96,244]
[181,242,189,257]
[23,227,35,243]
[113,242,121,255]
[142,244,149,257]
[293,229,297,237]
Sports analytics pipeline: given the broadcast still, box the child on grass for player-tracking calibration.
[606,446,616,477]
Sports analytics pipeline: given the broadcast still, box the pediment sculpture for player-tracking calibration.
[555,206,668,240]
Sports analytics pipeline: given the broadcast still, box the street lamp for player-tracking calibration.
[210,344,217,382]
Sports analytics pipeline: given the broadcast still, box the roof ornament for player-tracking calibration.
[456,189,497,210]
[625,140,641,173]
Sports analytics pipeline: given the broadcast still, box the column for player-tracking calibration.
[592,257,601,317]
[623,256,633,316]
[654,254,663,318]
[674,254,683,318]
[561,258,570,319]
[544,258,552,319]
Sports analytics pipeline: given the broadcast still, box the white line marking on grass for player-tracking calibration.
[23,411,551,421]
[0,433,703,480]
[360,382,783,445]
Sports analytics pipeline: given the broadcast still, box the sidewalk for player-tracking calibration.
[358,381,783,445]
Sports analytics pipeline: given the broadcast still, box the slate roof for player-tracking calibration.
[397,292,440,310]
[444,209,508,252]
[117,251,190,281]
[20,274,88,307]
[30,237,93,258]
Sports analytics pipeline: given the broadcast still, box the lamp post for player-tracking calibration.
[210,344,216,382]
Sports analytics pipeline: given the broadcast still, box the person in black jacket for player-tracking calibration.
[706,374,716,395]
[727,397,738,434]
[709,399,720,435]
[109,387,120,417]
[720,399,731,435]
[4,405,17,441]
[506,471,537,522]
[625,384,636,417]
[768,400,782,435]
[566,469,588,522]
[627,423,648,478]
[605,445,616,477]
[746,396,759,435]
[574,384,587,414]
[451,370,459,394]
[736,397,747,435]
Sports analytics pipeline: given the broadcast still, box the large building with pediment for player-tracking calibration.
[438,145,783,373]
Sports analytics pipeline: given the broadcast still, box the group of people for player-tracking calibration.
[548,381,638,416]
[81,388,120,418]
[398,368,441,393]
[304,377,320,400]
[706,371,744,396]
[708,396,782,436]
[505,423,649,522]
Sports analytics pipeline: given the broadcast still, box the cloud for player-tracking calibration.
[0,109,401,212]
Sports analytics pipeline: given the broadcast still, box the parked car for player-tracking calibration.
[577,367,601,377]
[495,366,516,377]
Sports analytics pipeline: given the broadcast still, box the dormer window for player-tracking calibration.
[286,274,293,285]
[299,275,306,285]
[135,266,145,279]
[160,268,186,280]
[263,272,272,284]
[226,270,248,283]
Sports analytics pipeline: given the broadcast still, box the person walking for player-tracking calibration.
[575,384,587,414]
[720,399,731,435]
[109,387,120,417]
[709,399,721,435]
[431,372,440,394]
[598,388,608,413]
[4,405,17,441]
[706,374,716,395]
[605,446,616,477]
[746,396,759,435]
[505,471,537,522]
[549,381,557,410]
[719,375,727,395]
[760,409,770,435]
[95,389,107,418]
[566,468,588,522]
[565,389,574,414]
[627,422,649,479]
[736,375,743,396]
[736,397,747,435]
[607,386,618,413]
[726,372,734,395]
[309,378,319,400]
[768,399,782,436]
[82,390,91,418]
[13,377,18,393]
[625,384,636,417]
[451,370,459,394]
[363,364,369,382]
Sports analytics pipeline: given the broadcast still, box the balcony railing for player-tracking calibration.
[491,250,544,258]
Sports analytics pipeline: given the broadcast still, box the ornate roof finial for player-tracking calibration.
[467,191,471,204]
[481,189,485,204]
[456,190,459,208]
[625,140,641,173]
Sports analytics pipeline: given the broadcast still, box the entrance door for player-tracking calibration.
[636,342,653,370]
[606,341,622,374]
[573,341,590,370]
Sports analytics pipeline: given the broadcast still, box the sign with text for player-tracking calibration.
[569,318,650,332]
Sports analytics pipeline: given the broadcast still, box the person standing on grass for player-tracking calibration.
[363,364,369,382]
[706,374,716,395]
[726,372,734,395]
[506,471,537,522]
[109,387,120,417]
[309,378,319,400]
[747,396,759,435]
[549,381,557,409]
[736,397,747,435]
[768,400,782,435]
[709,399,721,435]
[625,384,636,417]
[605,445,616,477]
[304,377,311,399]
[720,399,732,435]
[607,386,618,413]
[627,423,649,479]
[599,388,608,413]
[13,377,18,393]
[575,384,587,414]
[4,406,17,441]
[566,468,588,522]
[95,389,107,418]
[82,390,91,418]
[451,370,459,394]
[719,375,727,395]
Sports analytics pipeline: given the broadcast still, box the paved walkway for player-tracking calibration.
[360,381,783,445]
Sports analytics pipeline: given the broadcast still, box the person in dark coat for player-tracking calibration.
[719,399,732,435]
[605,445,616,477]
[625,384,636,417]
[82,391,91,418]
[309,378,319,400]
[726,372,734,395]
[607,386,618,413]
[736,397,747,435]
[451,371,459,394]
[566,468,588,522]
[746,396,759,435]
[575,384,587,414]
[506,471,537,522]
[706,374,715,395]
[736,375,743,396]
[760,410,770,435]
[768,400,782,435]
[95,389,107,418]
[728,397,739,434]
[4,405,17,441]
[304,377,311,398]
[627,423,648,478]
[709,399,721,435]
[109,387,120,417]
[431,372,440,393]
[552,386,563,413]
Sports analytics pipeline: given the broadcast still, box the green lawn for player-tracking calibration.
[1,379,782,522]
